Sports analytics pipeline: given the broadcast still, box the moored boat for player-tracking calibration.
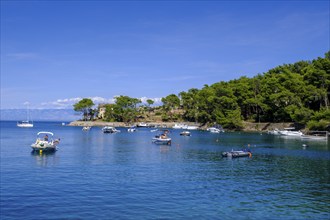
[128,126,136,132]
[102,126,120,133]
[17,104,33,128]
[278,127,303,136]
[267,128,280,135]
[186,125,199,130]
[82,126,91,131]
[172,123,188,129]
[137,122,148,127]
[152,130,171,145]
[17,120,34,128]
[222,150,252,158]
[180,131,191,136]
[152,136,172,145]
[207,127,223,133]
[31,131,60,152]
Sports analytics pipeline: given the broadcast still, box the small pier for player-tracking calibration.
[302,131,329,141]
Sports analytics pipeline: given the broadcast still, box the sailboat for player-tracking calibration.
[17,104,34,128]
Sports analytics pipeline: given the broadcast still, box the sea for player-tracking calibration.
[1,121,329,220]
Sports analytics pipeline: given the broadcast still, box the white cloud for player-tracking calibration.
[38,96,163,109]
[41,97,82,109]
[139,97,162,105]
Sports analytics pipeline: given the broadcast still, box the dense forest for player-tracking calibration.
[74,52,330,130]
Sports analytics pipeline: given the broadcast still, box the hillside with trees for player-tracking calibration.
[74,52,330,131]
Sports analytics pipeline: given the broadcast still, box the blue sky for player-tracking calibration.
[1,0,329,110]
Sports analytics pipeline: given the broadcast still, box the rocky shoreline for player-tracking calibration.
[68,120,296,132]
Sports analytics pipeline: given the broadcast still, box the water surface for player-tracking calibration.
[1,121,329,219]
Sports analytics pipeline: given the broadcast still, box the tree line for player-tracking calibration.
[74,51,330,130]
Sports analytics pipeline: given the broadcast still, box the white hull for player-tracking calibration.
[172,124,188,129]
[279,130,303,136]
[207,127,223,133]
[180,131,191,136]
[102,126,120,133]
[222,150,251,158]
[17,122,34,128]
[137,123,148,127]
[31,141,58,152]
[268,129,280,135]
[82,126,91,131]
[186,126,198,130]
[152,137,172,144]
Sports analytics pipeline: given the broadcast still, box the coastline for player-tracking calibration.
[68,120,295,132]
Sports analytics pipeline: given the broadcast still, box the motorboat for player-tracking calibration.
[152,130,171,145]
[172,123,188,129]
[137,122,148,127]
[279,127,303,136]
[82,126,91,131]
[128,126,136,132]
[17,120,34,128]
[186,125,199,130]
[102,126,120,133]
[31,131,60,152]
[207,127,223,133]
[267,128,280,135]
[180,131,191,136]
[222,150,252,158]
[152,135,172,145]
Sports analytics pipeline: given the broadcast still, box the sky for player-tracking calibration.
[1,0,329,110]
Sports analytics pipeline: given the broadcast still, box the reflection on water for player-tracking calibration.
[31,150,60,167]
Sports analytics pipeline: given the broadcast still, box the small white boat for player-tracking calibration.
[152,131,171,145]
[222,150,252,158]
[31,131,60,152]
[17,105,33,128]
[82,126,91,131]
[207,127,223,133]
[186,125,198,130]
[180,131,191,136]
[17,120,34,128]
[152,136,172,145]
[279,127,303,136]
[172,123,188,129]
[128,126,136,132]
[137,122,148,127]
[267,128,280,135]
[102,126,120,133]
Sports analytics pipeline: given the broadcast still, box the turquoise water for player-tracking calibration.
[1,121,329,219]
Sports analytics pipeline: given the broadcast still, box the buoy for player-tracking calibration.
[40,150,43,154]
